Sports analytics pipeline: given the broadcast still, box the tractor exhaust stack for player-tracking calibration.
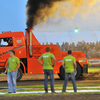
[29,28,33,57]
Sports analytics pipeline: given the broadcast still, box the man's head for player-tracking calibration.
[9,50,15,57]
[8,39,11,43]
[46,46,51,52]
[68,50,72,55]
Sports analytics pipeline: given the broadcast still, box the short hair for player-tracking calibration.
[10,50,15,55]
[46,46,51,52]
[68,50,72,54]
[8,39,11,42]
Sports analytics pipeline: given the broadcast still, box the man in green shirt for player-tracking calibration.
[38,46,56,93]
[4,50,20,93]
[62,50,77,92]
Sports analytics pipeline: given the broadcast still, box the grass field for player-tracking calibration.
[88,67,100,72]
[1,92,100,97]
[1,84,100,93]
[1,67,100,97]
[1,84,100,89]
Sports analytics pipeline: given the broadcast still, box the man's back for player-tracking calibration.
[63,56,76,73]
[40,52,54,70]
[38,46,56,93]
[62,50,77,92]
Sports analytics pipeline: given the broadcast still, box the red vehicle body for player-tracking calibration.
[0,29,88,80]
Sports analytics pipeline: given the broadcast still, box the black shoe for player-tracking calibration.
[52,91,56,93]
[45,91,48,93]
[62,91,65,93]
[13,92,16,93]
[8,92,12,94]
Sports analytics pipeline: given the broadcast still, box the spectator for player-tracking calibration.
[62,50,77,92]
[8,39,13,46]
[38,46,56,93]
[4,50,20,93]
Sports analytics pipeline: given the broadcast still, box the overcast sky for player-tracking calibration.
[0,0,100,45]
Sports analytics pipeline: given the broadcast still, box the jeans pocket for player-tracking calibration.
[70,72,75,79]
[50,70,54,75]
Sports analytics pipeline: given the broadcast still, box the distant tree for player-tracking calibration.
[50,42,53,45]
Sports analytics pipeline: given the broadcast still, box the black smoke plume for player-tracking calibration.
[26,0,64,29]
[26,0,98,29]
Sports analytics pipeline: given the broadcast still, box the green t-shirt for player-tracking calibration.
[40,53,55,70]
[7,56,20,72]
[63,56,76,73]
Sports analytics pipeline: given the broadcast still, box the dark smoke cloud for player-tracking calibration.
[26,0,64,29]
[26,0,99,29]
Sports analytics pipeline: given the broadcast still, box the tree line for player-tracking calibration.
[42,40,100,58]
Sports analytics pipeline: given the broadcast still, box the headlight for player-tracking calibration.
[79,60,86,62]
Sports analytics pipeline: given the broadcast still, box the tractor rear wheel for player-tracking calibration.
[75,62,81,79]
[58,66,65,80]
[16,68,23,81]
[58,62,82,80]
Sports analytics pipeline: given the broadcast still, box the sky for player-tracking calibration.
[0,0,100,45]
[0,0,27,32]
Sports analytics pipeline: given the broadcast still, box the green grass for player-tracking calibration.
[1,84,100,93]
[1,84,100,89]
[1,83,100,96]
[1,88,100,93]
[88,67,100,72]
[1,91,100,97]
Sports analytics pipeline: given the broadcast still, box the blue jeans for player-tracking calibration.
[7,71,17,93]
[62,71,77,92]
[44,70,54,92]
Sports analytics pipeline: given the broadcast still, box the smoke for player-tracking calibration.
[26,0,100,29]
[26,0,63,29]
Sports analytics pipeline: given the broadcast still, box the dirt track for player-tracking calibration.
[1,72,100,87]
[0,94,100,100]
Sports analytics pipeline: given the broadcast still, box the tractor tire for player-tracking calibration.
[75,62,81,79]
[16,68,23,81]
[58,62,82,80]
[58,66,65,80]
